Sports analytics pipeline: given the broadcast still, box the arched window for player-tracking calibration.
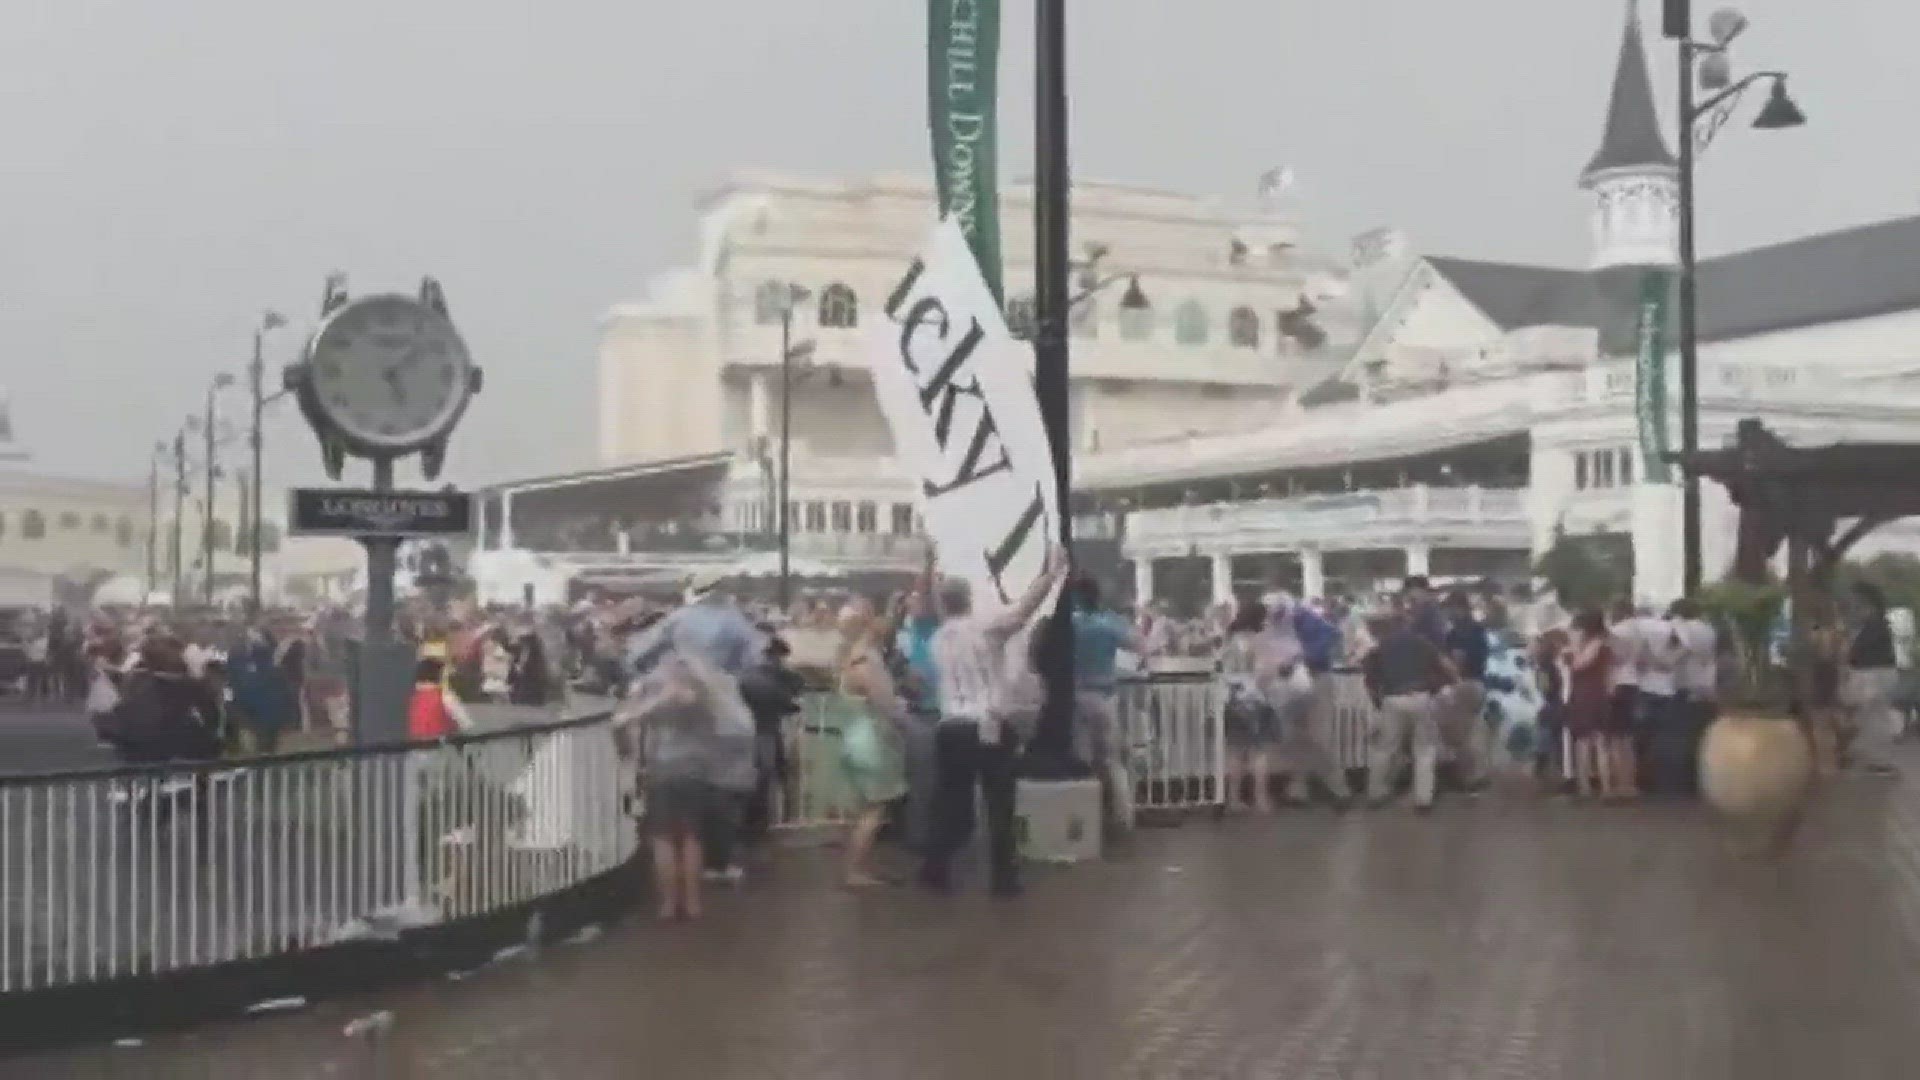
[1070,298,1098,338]
[22,510,46,540]
[1174,300,1209,345]
[1005,295,1037,340]
[114,516,133,547]
[753,281,791,325]
[91,513,110,534]
[1117,302,1154,342]
[1228,306,1261,348]
[818,283,858,329]
[58,511,81,531]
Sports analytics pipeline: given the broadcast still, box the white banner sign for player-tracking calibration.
[870,218,1058,612]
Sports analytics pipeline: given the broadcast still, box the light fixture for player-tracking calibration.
[1751,79,1806,129]
[1699,51,1732,91]
[1119,276,1150,311]
[1707,7,1749,46]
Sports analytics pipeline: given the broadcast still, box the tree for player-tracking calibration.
[1532,527,1631,612]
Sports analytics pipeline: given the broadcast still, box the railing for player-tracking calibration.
[1126,484,1531,554]
[0,711,633,996]
[768,672,1404,829]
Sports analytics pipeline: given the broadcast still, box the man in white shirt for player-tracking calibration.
[1671,599,1718,798]
[1633,607,1690,798]
[922,547,1066,899]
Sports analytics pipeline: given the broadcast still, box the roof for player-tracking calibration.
[1427,213,1920,347]
[1581,1,1675,179]
[478,451,733,498]
[1080,374,1540,490]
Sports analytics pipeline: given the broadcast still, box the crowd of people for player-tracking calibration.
[5,557,1905,925]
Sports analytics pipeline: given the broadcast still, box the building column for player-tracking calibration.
[501,491,517,551]
[1133,557,1155,607]
[1300,548,1326,602]
[748,373,772,443]
[1209,551,1233,607]
[1403,542,1431,579]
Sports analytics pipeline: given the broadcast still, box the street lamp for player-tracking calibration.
[247,311,290,614]
[145,440,168,600]
[774,285,815,609]
[1025,0,1083,779]
[1669,3,1805,595]
[191,373,238,604]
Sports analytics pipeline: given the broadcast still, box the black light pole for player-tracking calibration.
[247,311,288,615]
[170,430,188,607]
[1667,2,1804,595]
[145,442,164,599]
[1026,0,1082,778]
[198,373,236,605]
[775,285,813,609]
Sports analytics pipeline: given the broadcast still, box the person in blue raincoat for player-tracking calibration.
[227,628,298,754]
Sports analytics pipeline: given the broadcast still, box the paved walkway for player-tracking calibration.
[26,760,1920,1079]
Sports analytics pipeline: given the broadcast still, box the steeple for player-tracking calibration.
[1581,1,1679,270]
[1582,0,1676,181]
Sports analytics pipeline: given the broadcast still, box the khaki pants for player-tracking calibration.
[1285,672,1353,800]
[1437,679,1490,784]
[1368,692,1440,805]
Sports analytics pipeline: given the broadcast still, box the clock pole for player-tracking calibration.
[284,275,481,749]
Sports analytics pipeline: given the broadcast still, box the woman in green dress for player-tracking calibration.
[830,599,910,888]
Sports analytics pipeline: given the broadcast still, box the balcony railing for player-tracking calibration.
[1125,484,1528,555]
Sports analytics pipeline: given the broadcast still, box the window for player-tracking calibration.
[1005,295,1036,340]
[1574,452,1589,491]
[1596,450,1615,488]
[890,503,916,537]
[830,501,852,533]
[0,512,7,540]
[855,501,877,534]
[58,511,81,531]
[1117,302,1153,341]
[1619,448,1635,485]
[1069,298,1097,338]
[257,523,281,554]
[90,513,110,534]
[22,510,46,539]
[210,520,232,549]
[819,283,858,328]
[115,516,133,547]
[754,281,792,325]
[1174,300,1209,345]
[1228,306,1261,348]
[804,502,826,533]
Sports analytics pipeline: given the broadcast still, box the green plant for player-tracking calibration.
[1532,528,1631,612]
[1695,575,1788,710]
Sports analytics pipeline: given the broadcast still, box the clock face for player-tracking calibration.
[306,295,472,451]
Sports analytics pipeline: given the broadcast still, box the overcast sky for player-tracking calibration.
[2,0,1913,488]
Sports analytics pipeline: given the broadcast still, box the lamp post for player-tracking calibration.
[145,441,166,600]
[247,311,289,615]
[774,285,815,609]
[169,429,188,606]
[194,373,237,605]
[1026,0,1081,777]
[1668,3,1805,595]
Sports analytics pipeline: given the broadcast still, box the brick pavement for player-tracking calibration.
[25,758,1920,1079]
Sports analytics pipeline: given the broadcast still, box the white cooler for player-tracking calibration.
[1015,778,1102,865]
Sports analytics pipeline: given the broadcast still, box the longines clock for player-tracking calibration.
[285,277,484,480]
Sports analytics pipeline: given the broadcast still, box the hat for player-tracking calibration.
[685,568,727,598]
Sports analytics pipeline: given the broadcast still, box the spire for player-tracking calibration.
[1582,0,1676,181]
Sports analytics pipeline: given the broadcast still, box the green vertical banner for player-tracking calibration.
[1635,269,1674,483]
[928,0,1003,301]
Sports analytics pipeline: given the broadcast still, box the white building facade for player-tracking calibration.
[477,1,1920,611]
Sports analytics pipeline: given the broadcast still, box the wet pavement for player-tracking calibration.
[22,754,1920,1079]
